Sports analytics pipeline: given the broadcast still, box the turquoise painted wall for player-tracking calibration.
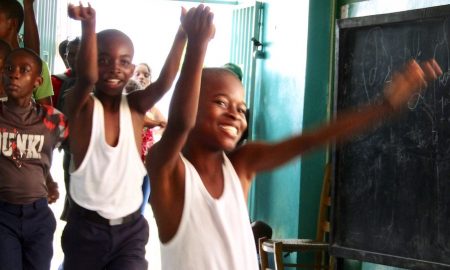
[336,1,450,269]
[249,0,335,266]
[251,0,449,269]
[250,0,308,242]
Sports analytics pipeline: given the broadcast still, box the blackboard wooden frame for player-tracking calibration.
[331,4,450,270]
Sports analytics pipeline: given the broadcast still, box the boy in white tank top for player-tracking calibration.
[146,6,442,269]
[61,3,187,269]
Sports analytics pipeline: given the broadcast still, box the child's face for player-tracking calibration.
[133,64,151,88]
[195,71,248,151]
[96,35,135,95]
[2,50,42,101]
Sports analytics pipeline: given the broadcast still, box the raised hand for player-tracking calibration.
[68,2,95,21]
[384,59,442,109]
[181,4,215,45]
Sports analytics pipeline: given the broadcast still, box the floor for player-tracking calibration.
[49,150,162,270]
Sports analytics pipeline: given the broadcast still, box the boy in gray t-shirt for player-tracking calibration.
[0,47,68,269]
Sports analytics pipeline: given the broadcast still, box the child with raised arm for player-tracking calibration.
[61,3,187,269]
[0,48,68,269]
[147,30,441,270]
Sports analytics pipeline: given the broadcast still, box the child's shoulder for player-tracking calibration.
[39,103,65,118]
[38,104,68,133]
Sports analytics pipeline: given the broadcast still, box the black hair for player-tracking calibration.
[0,0,24,33]
[66,37,81,56]
[251,220,273,253]
[67,37,81,48]
[6,47,42,74]
[58,39,69,58]
[137,63,152,75]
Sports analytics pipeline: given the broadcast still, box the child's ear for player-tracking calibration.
[34,76,43,89]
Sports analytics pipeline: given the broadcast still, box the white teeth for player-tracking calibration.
[107,79,120,84]
[220,125,238,136]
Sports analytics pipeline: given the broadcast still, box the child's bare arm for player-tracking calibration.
[23,0,40,54]
[144,107,167,129]
[232,59,442,181]
[147,5,214,243]
[148,5,215,174]
[64,3,97,117]
[129,23,187,114]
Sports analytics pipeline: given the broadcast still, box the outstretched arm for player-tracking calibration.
[64,3,97,118]
[129,20,187,114]
[231,59,442,182]
[23,0,40,54]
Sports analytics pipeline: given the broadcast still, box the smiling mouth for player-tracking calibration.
[104,79,122,86]
[220,125,238,137]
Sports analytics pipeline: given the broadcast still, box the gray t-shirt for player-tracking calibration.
[0,101,68,204]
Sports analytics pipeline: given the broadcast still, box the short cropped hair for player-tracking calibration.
[97,29,134,55]
[58,39,69,58]
[223,63,243,82]
[6,47,42,75]
[138,63,152,75]
[67,37,81,50]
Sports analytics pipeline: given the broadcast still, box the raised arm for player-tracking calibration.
[23,0,40,54]
[128,19,187,114]
[148,5,215,174]
[232,59,442,182]
[64,3,97,118]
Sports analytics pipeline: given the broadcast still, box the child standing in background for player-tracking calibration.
[126,62,168,213]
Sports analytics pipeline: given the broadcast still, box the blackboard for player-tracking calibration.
[331,5,450,270]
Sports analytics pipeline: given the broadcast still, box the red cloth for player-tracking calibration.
[141,128,154,161]
[51,69,72,106]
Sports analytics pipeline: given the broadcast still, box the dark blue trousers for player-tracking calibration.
[61,210,149,270]
[0,198,56,270]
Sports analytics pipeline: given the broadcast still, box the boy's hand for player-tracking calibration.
[46,179,60,204]
[384,59,442,109]
[182,4,215,45]
[68,2,95,21]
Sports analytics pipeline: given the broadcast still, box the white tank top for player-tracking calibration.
[160,153,259,270]
[70,95,146,219]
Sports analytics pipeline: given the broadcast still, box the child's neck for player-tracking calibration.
[183,146,224,171]
[94,90,122,110]
[5,97,33,109]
